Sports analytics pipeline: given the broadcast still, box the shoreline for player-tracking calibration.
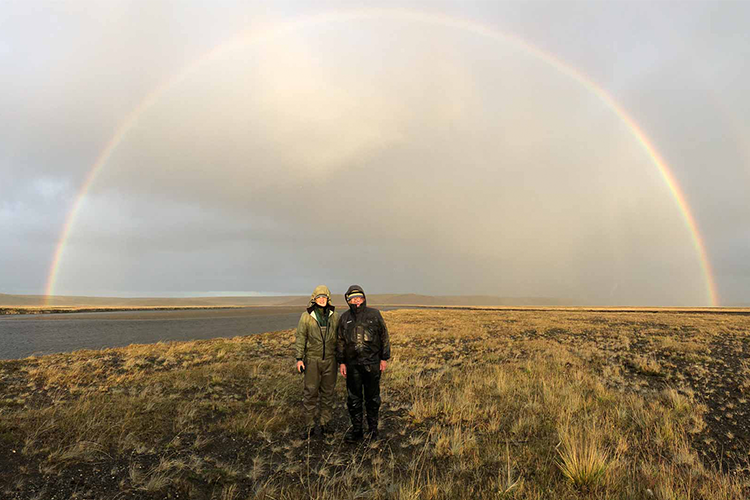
[0,305,264,316]
[3,303,749,316]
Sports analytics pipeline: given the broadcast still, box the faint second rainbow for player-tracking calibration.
[43,7,719,306]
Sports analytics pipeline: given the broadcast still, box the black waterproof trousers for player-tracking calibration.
[346,363,381,432]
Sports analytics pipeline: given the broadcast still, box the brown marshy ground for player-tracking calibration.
[1,308,749,499]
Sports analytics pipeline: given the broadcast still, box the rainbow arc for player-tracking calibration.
[44,8,719,306]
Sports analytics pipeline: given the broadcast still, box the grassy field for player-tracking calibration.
[1,308,749,499]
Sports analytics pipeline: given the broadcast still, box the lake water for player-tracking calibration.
[0,307,315,360]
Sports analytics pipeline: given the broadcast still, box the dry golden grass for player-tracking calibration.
[556,421,611,490]
[1,308,749,499]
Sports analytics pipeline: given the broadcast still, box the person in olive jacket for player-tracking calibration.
[336,285,391,442]
[295,285,340,439]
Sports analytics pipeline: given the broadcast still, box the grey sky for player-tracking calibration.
[1,1,748,305]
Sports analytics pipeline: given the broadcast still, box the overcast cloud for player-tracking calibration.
[1,0,748,305]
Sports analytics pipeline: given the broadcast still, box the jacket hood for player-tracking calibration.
[307,285,334,312]
[345,284,367,311]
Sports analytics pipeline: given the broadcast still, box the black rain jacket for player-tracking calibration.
[336,285,391,366]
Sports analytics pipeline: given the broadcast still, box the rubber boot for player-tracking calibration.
[345,427,363,443]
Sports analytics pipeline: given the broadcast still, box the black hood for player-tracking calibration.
[345,284,367,312]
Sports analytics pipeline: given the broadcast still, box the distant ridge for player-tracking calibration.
[0,293,573,308]
[279,294,572,307]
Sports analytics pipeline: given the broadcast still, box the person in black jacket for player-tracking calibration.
[336,284,391,442]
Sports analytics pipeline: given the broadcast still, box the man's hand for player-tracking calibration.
[339,363,347,378]
[380,360,388,372]
[296,360,305,373]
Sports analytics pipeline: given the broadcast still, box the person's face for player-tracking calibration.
[315,296,328,307]
[348,296,364,307]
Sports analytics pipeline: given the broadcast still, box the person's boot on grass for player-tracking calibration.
[345,426,363,443]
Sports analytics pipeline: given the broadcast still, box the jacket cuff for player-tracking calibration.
[296,357,302,361]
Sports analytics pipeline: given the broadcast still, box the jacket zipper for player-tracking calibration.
[320,322,326,360]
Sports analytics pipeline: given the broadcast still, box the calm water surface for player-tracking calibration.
[0,307,307,360]
[0,306,404,360]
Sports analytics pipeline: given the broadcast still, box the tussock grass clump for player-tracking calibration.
[630,354,663,375]
[556,422,611,490]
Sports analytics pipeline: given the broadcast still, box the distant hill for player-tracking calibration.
[366,294,572,306]
[280,294,573,307]
[0,292,573,308]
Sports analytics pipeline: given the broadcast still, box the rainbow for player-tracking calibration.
[43,8,720,306]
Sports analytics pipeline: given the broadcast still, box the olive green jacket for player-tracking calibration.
[295,308,340,361]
